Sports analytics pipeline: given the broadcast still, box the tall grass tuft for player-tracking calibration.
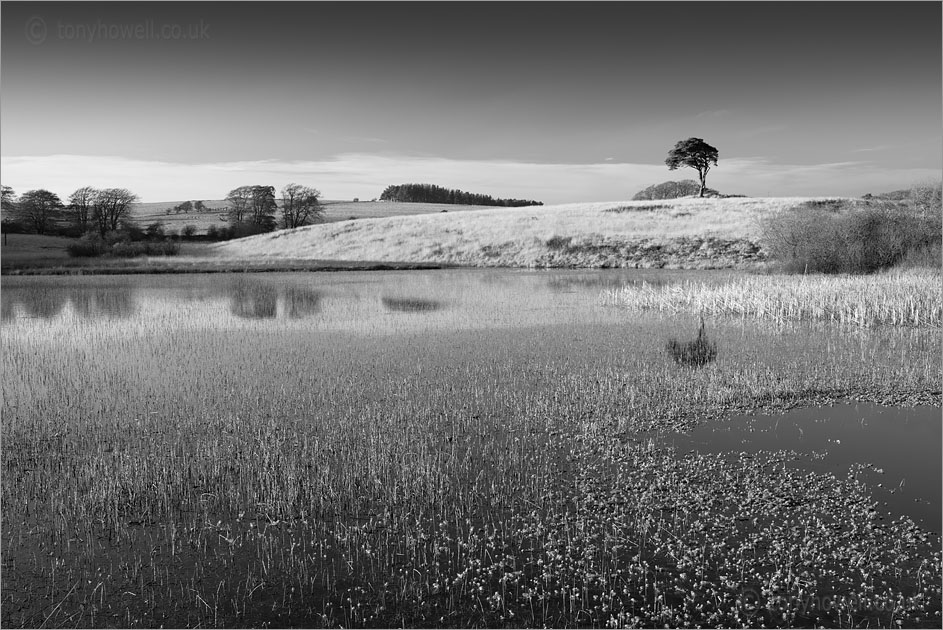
[666,316,717,366]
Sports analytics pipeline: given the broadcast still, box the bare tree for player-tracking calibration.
[280,183,324,229]
[17,189,64,234]
[226,185,277,231]
[226,186,255,224]
[68,186,98,234]
[93,188,139,236]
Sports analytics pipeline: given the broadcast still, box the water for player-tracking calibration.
[2,269,939,528]
[666,403,942,531]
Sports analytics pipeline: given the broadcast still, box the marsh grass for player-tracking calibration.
[2,272,941,627]
[604,270,942,328]
[666,317,718,367]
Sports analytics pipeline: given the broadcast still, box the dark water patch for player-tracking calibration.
[666,403,942,530]
[381,296,444,313]
[1,296,14,322]
[229,280,278,319]
[70,286,137,319]
[15,290,69,319]
[283,286,322,319]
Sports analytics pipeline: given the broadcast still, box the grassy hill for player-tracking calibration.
[131,199,501,234]
[210,197,841,269]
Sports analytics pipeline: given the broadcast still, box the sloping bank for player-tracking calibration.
[211,197,831,269]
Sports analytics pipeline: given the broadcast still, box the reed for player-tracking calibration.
[603,270,942,328]
[666,317,718,367]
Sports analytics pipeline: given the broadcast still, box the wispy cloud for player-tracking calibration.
[694,109,730,119]
[852,144,893,153]
[2,153,939,203]
[342,136,388,144]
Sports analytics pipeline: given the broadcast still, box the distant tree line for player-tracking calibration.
[166,200,209,215]
[2,184,140,238]
[379,183,542,207]
[1,181,326,246]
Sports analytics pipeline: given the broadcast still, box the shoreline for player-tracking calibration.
[0,258,453,276]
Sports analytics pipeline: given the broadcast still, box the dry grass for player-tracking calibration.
[210,197,838,267]
[0,233,75,262]
[603,269,943,328]
[131,199,497,235]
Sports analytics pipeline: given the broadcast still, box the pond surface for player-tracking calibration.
[666,403,941,531]
[2,269,940,528]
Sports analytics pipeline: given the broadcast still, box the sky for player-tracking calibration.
[2,1,941,204]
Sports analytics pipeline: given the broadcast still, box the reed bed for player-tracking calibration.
[602,270,943,328]
[2,272,941,628]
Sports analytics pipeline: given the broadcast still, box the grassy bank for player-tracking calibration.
[602,269,943,328]
[211,197,825,269]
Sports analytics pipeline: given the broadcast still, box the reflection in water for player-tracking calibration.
[230,280,278,319]
[547,273,676,293]
[1,296,14,322]
[18,291,69,320]
[70,287,137,319]
[284,286,322,319]
[381,297,444,313]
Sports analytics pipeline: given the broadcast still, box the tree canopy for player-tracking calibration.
[379,183,542,207]
[665,138,719,198]
[280,183,324,229]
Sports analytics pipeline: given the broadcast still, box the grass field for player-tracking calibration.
[130,199,501,235]
[0,233,76,263]
[211,197,838,268]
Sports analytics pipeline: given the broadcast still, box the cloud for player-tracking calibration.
[1,153,938,204]
[694,109,730,119]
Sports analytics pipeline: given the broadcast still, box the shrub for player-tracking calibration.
[545,235,573,251]
[145,222,165,239]
[66,235,108,257]
[155,239,180,255]
[182,225,197,238]
[632,180,720,201]
[760,199,941,274]
[118,220,146,242]
[110,239,180,257]
[110,241,147,257]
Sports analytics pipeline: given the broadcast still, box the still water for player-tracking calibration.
[667,403,941,530]
[2,269,939,528]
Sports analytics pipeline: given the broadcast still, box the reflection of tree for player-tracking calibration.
[70,287,137,319]
[230,280,278,319]
[1,294,16,322]
[283,286,322,319]
[18,290,68,319]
